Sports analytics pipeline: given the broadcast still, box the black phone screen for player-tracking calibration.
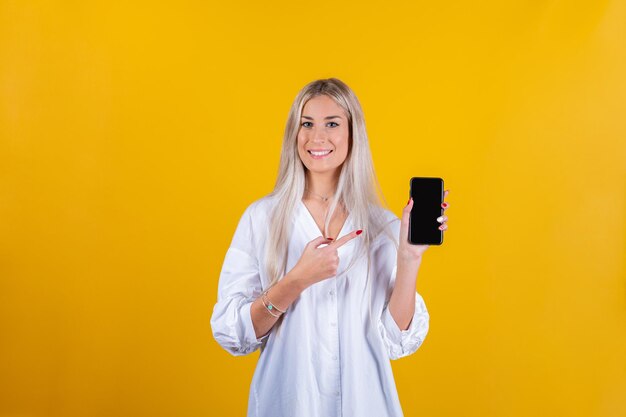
[409,177,444,245]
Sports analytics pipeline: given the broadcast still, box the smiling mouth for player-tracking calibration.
[308,150,333,157]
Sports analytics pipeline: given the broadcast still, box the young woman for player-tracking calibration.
[211,78,450,417]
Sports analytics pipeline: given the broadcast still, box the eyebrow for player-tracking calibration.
[301,115,343,120]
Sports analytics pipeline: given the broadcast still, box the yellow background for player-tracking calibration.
[1,1,625,416]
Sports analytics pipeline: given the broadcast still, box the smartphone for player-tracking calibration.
[409,177,444,245]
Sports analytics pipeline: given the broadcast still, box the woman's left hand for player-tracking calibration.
[398,189,450,262]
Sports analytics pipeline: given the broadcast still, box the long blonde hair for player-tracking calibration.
[266,78,398,335]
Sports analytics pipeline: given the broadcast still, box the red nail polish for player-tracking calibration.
[327,237,333,240]
[407,197,411,205]
[442,202,448,208]
[356,229,363,235]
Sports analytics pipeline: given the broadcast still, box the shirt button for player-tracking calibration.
[332,355,338,360]
[329,290,335,296]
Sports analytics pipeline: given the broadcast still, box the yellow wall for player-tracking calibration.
[1,1,624,416]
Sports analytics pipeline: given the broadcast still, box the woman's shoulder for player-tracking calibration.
[240,194,278,221]
[229,195,277,251]
[368,203,400,226]
[368,204,401,247]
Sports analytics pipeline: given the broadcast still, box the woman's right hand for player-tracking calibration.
[289,230,363,288]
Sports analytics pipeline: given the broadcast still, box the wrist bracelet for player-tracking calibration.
[262,288,287,314]
[261,295,282,318]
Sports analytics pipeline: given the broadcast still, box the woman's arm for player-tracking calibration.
[250,269,307,338]
[387,254,422,330]
[388,193,449,330]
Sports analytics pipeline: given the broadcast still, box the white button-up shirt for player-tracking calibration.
[211,195,429,417]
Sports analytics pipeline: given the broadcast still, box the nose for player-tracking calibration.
[311,126,328,143]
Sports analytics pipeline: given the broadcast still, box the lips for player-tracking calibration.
[307,149,333,158]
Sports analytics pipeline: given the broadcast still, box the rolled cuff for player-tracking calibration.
[212,298,270,357]
[378,292,429,360]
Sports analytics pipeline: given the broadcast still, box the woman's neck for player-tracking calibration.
[305,170,339,199]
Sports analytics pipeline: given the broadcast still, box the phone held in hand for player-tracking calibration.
[409,177,444,245]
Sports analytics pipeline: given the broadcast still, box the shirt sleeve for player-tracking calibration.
[377,264,430,360]
[374,215,430,360]
[210,204,270,356]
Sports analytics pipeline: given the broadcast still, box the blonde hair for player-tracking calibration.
[266,78,398,336]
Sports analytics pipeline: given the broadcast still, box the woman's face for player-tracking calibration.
[297,95,350,176]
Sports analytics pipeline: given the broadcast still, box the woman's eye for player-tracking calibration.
[301,121,339,128]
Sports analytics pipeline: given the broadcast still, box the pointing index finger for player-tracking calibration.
[330,229,363,248]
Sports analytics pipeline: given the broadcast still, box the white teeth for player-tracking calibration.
[309,150,332,156]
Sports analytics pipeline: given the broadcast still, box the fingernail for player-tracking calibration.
[406,197,411,205]
[442,202,448,208]
[327,237,333,240]
[356,229,363,235]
